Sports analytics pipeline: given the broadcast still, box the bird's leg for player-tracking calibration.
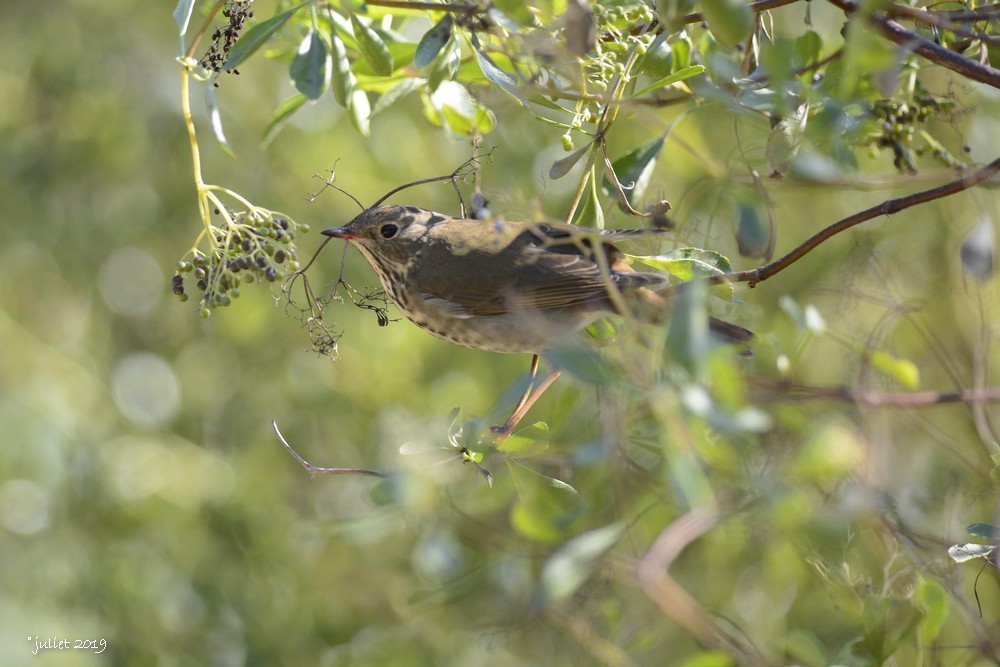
[491,354,561,437]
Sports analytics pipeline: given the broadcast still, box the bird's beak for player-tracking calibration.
[322,226,357,239]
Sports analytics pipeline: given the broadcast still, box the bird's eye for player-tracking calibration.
[379,223,399,239]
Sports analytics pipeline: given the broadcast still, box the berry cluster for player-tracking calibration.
[199,1,254,79]
[868,91,960,173]
[172,209,308,317]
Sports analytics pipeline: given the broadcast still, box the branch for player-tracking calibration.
[682,0,804,24]
[749,378,1000,407]
[725,156,1000,287]
[826,0,1000,89]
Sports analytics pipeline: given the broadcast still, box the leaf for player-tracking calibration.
[766,102,809,178]
[414,14,454,67]
[700,0,753,47]
[544,346,616,386]
[961,217,996,282]
[471,33,525,105]
[673,35,692,70]
[348,86,371,136]
[869,350,920,389]
[735,201,773,259]
[631,247,731,278]
[429,80,496,136]
[174,0,195,42]
[640,32,674,79]
[536,523,626,604]
[351,13,393,76]
[966,522,998,539]
[947,543,995,563]
[290,29,329,100]
[508,462,586,543]
[497,422,550,458]
[630,65,705,98]
[225,4,305,70]
[262,93,308,144]
[602,136,664,210]
[370,77,422,117]
[205,85,234,157]
[328,30,352,107]
[549,144,592,179]
[667,279,709,373]
[914,579,950,646]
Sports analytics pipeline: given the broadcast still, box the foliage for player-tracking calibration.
[2,0,1000,665]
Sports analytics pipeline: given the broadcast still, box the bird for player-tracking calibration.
[323,204,751,435]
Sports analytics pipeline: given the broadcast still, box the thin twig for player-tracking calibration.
[272,420,388,478]
[749,378,1000,406]
[724,156,1000,287]
[826,0,1000,89]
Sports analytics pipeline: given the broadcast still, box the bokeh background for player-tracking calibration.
[2,1,999,665]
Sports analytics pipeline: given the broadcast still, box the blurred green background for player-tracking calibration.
[2,1,999,665]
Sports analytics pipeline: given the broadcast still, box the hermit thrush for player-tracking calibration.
[323,205,751,433]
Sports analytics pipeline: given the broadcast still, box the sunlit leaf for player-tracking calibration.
[537,523,625,604]
[226,4,305,70]
[351,13,393,76]
[370,77,422,117]
[415,14,454,67]
[947,543,995,563]
[630,65,705,98]
[348,85,371,135]
[328,30,351,107]
[174,0,195,42]
[205,85,234,156]
[673,35,692,70]
[290,29,329,100]
[429,81,496,136]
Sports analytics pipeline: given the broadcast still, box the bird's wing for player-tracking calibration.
[414,219,661,316]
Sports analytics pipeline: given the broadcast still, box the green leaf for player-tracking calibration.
[370,77,422,117]
[674,651,735,667]
[602,136,664,210]
[673,35,692,70]
[869,350,920,389]
[735,201,773,259]
[262,93,308,144]
[226,4,305,70]
[328,30,352,107]
[414,14,454,67]
[793,30,823,69]
[544,346,616,386]
[630,65,704,98]
[205,85,234,157]
[174,0,195,42]
[508,462,586,543]
[497,422,550,458]
[700,0,753,47]
[471,34,525,105]
[348,86,371,136]
[290,29,329,100]
[536,523,626,604]
[914,579,949,646]
[631,247,732,283]
[549,144,592,180]
[666,278,709,373]
[351,13,393,76]
[639,31,673,79]
[966,522,998,539]
[429,81,496,136]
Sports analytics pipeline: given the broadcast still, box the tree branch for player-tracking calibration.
[725,157,1000,287]
[749,378,1000,407]
[826,0,1000,89]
